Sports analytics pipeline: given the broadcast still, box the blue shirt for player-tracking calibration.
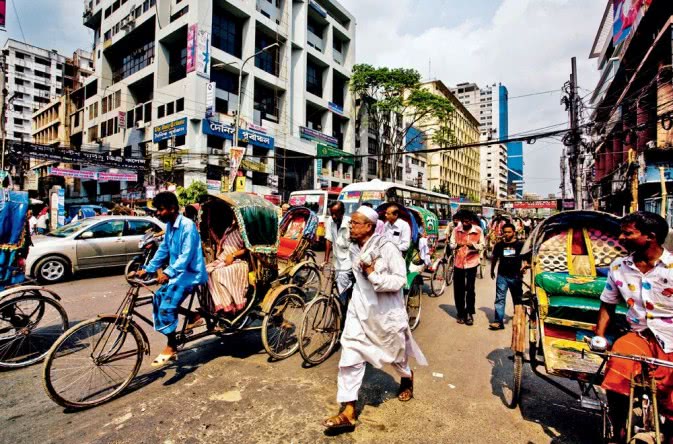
[145,215,208,287]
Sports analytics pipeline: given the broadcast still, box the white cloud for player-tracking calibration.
[341,0,605,196]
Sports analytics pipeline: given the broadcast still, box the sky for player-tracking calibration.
[3,0,606,197]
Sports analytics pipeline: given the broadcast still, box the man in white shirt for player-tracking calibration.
[383,204,411,254]
[323,201,353,293]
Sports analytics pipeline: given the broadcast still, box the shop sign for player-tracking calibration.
[205,82,216,118]
[240,159,268,173]
[202,120,274,149]
[196,29,211,78]
[10,141,145,170]
[207,179,220,193]
[316,143,354,165]
[299,126,338,148]
[118,111,126,129]
[328,102,344,116]
[49,167,138,182]
[512,200,557,210]
[153,117,187,142]
[235,175,246,192]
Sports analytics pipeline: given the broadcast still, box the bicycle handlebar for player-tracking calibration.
[585,348,673,369]
[127,277,159,287]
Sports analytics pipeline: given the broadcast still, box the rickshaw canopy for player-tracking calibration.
[408,206,439,237]
[279,206,319,241]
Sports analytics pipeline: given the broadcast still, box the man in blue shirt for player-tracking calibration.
[136,192,207,366]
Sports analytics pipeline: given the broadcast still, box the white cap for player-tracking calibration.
[355,205,379,224]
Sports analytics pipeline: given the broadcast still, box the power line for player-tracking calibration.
[10,0,27,43]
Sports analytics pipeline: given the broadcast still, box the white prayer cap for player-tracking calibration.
[355,205,379,224]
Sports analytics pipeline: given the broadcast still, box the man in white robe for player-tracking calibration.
[323,205,427,431]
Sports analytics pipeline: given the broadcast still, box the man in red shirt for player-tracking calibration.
[449,210,485,326]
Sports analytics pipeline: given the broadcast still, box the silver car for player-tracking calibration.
[27,216,164,284]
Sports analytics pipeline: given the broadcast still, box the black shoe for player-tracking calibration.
[456,316,465,324]
[465,314,474,326]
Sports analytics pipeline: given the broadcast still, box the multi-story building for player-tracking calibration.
[79,0,356,201]
[451,82,511,201]
[589,0,672,223]
[507,141,524,199]
[423,80,480,201]
[2,39,69,143]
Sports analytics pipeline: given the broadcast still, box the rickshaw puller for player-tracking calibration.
[594,211,673,437]
[323,206,427,432]
[450,210,485,326]
[135,192,208,367]
[324,201,353,294]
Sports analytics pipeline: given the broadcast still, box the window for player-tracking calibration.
[367,159,377,176]
[255,32,278,76]
[174,134,185,146]
[125,220,156,236]
[88,125,98,142]
[306,60,322,96]
[176,98,184,112]
[112,40,154,82]
[13,118,23,126]
[157,104,165,118]
[14,78,24,86]
[15,52,25,60]
[102,97,108,114]
[115,91,121,108]
[254,82,279,118]
[15,66,23,73]
[368,138,376,155]
[85,220,125,238]
[34,70,50,79]
[166,101,174,115]
[35,57,50,66]
[168,46,187,84]
[215,98,228,114]
[212,8,243,57]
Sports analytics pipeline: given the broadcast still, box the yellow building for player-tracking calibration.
[32,95,70,146]
[420,80,480,201]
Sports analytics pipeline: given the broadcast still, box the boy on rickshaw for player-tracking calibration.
[135,192,208,367]
[594,211,673,440]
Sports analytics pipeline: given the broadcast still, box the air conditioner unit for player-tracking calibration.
[135,120,145,129]
[211,148,224,155]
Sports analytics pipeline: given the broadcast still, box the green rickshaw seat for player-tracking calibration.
[535,271,608,299]
[548,295,628,320]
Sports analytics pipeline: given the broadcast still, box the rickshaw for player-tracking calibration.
[507,211,630,439]
[278,206,322,301]
[375,203,438,331]
[0,189,68,368]
[43,193,307,409]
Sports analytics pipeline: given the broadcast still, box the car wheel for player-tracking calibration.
[35,256,70,284]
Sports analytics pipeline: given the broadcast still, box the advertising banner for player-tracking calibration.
[207,179,220,193]
[10,142,145,170]
[299,126,338,148]
[0,1,5,28]
[49,167,138,182]
[316,143,354,165]
[206,81,216,118]
[196,29,211,78]
[240,158,268,173]
[613,0,652,46]
[186,24,197,73]
[512,200,557,210]
[57,188,65,227]
[202,119,274,149]
[153,117,187,142]
[228,147,245,191]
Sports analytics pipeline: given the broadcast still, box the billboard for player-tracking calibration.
[0,1,6,28]
[153,118,187,142]
[613,0,652,46]
[186,24,197,73]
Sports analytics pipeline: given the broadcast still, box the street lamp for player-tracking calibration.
[213,42,280,190]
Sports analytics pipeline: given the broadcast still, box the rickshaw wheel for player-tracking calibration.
[406,277,422,331]
[289,262,322,303]
[299,295,341,366]
[261,287,306,360]
[430,261,447,297]
[506,353,523,409]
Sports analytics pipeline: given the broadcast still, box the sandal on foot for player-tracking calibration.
[186,315,205,330]
[322,413,355,431]
[398,371,414,402]
[151,352,177,367]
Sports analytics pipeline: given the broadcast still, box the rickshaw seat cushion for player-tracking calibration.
[278,237,299,260]
[535,271,607,299]
[548,295,628,316]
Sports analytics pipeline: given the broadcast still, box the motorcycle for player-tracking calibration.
[124,229,163,283]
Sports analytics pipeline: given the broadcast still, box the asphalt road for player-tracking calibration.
[1,260,602,444]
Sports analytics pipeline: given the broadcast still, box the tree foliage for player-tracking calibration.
[176,181,207,206]
[351,64,455,181]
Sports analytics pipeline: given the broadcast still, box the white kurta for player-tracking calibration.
[339,234,428,369]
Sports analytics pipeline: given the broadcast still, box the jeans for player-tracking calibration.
[494,275,523,324]
[453,266,478,318]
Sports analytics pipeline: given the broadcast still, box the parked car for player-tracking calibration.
[27,216,164,284]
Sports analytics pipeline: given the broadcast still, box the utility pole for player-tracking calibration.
[569,57,583,210]
[560,147,567,203]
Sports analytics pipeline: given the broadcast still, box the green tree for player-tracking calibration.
[176,180,207,206]
[350,64,455,181]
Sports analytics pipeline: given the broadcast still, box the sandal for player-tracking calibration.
[150,352,177,367]
[185,315,205,330]
[398,371,414,402]
[322,413,355,431]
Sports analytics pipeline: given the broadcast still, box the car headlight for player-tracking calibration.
[138,240,144,249]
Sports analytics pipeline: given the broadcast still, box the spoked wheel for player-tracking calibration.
[430,261,447,297]
[299,296,341,366]
[406,278,422,331]
[262,288,306,360]
[43,316,144,409]
[0,294,69,368]
[478,256,485,279]
[124,258,144,284]
[503,353,523,409]
[290,263,322,303]
[446,256,455,286]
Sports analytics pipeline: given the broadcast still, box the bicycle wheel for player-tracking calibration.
[43,316,144,409]
[446,256,455,286]
[406,278,422,331]
[290,263,322,303]
[299,296,341,366]
[0,294,69,368]
[430,261,447,297]
[503,353,523,409]
[262,288,305,360]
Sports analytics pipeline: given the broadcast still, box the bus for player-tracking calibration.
[288,189,341,245]
[337,180,452,230]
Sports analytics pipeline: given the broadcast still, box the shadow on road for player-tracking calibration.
[486,347,601,444]
[439,303,459,321]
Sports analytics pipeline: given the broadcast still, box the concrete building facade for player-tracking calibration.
[79,0,356,201]
[423,80,480,201]
[451,82,511,202]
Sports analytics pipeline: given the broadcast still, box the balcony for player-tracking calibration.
[333,49,344,65]
[307,31,324,52]
[256,0,281,24]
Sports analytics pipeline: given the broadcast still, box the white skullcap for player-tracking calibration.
[355,205,379,224]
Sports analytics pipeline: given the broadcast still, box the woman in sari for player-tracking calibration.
[206,217,250,313]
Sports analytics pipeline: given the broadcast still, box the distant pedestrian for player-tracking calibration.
[489,223,525,330]
[450,210,484,326]
[36,208,49,234]
[28,210,37,235]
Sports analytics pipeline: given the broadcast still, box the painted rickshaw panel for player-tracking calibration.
[0,190,30,289]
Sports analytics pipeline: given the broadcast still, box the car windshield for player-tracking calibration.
[47,220,97,238]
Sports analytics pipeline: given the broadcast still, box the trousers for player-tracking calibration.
[453,266,478,318]
[337,358,412,403]
[494,275,523,323]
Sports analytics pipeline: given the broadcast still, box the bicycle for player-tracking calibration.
[430,246,454,297]
[298,264,353,366]
[0,280,69,369]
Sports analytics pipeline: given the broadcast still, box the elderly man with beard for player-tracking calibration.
[593,211,673,441]
[322,205,427,432]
